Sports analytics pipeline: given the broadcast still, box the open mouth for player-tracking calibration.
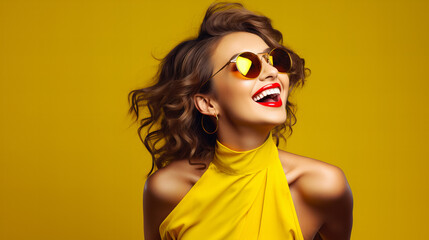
[252,83,282,107]
[253,88,281,102]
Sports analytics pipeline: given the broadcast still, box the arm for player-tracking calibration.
[143,170,185,240]
[300,165,354,240]
[317,173,353,240]
[143,174,165,240]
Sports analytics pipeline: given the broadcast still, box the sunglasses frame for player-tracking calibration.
[209,47,293,79]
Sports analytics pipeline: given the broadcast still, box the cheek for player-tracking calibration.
[228,82,253,100]
[213,79,254,110]
[281,74,290,97]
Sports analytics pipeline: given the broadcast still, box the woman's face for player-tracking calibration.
[210,32,289,130]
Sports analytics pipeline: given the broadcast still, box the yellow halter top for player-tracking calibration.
[159,133,304,239]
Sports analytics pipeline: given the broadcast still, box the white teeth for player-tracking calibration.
[252,87,281,102]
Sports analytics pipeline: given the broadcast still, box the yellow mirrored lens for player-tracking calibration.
[236,56,252,76]
[269,55,273,65]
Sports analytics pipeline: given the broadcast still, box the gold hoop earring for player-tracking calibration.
[201,114,218,134]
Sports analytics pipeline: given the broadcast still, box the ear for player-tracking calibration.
[194,94,218,116]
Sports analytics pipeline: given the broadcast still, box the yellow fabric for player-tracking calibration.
[159,133,304,239]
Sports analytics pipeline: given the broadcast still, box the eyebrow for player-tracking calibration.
[260,47,271,53]
[228,47,273,61]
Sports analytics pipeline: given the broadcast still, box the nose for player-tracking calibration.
[258,54,278,81]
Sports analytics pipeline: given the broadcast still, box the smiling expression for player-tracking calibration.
[209,32,290,130]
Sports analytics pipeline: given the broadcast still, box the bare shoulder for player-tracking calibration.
[143,159,203,240]
[144,160,195,203]
[278,150,352,203]
[278,150,353,239]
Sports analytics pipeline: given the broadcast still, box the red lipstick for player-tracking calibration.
[252,83,282,107]
[257,98,282,107]
[252,83,281,98]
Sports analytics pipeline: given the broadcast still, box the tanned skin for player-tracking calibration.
[143,150,353,240]
[143,32,353,240]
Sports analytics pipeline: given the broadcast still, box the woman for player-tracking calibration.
[129,2,353,240]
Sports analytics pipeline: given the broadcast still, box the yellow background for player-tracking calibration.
[1,0,428,239]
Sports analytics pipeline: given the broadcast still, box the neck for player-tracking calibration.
[213,130,277,175]
[216,122,274,151]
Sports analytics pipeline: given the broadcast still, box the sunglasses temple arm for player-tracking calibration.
[209,61,231,79]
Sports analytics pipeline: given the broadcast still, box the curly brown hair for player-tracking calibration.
[128,2,310,177]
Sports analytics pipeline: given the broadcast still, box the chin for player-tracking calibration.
[260,116,287,128]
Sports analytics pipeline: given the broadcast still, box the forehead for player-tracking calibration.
[212,32,270,66]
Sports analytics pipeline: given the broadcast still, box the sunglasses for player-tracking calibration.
[210,47,292,79]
